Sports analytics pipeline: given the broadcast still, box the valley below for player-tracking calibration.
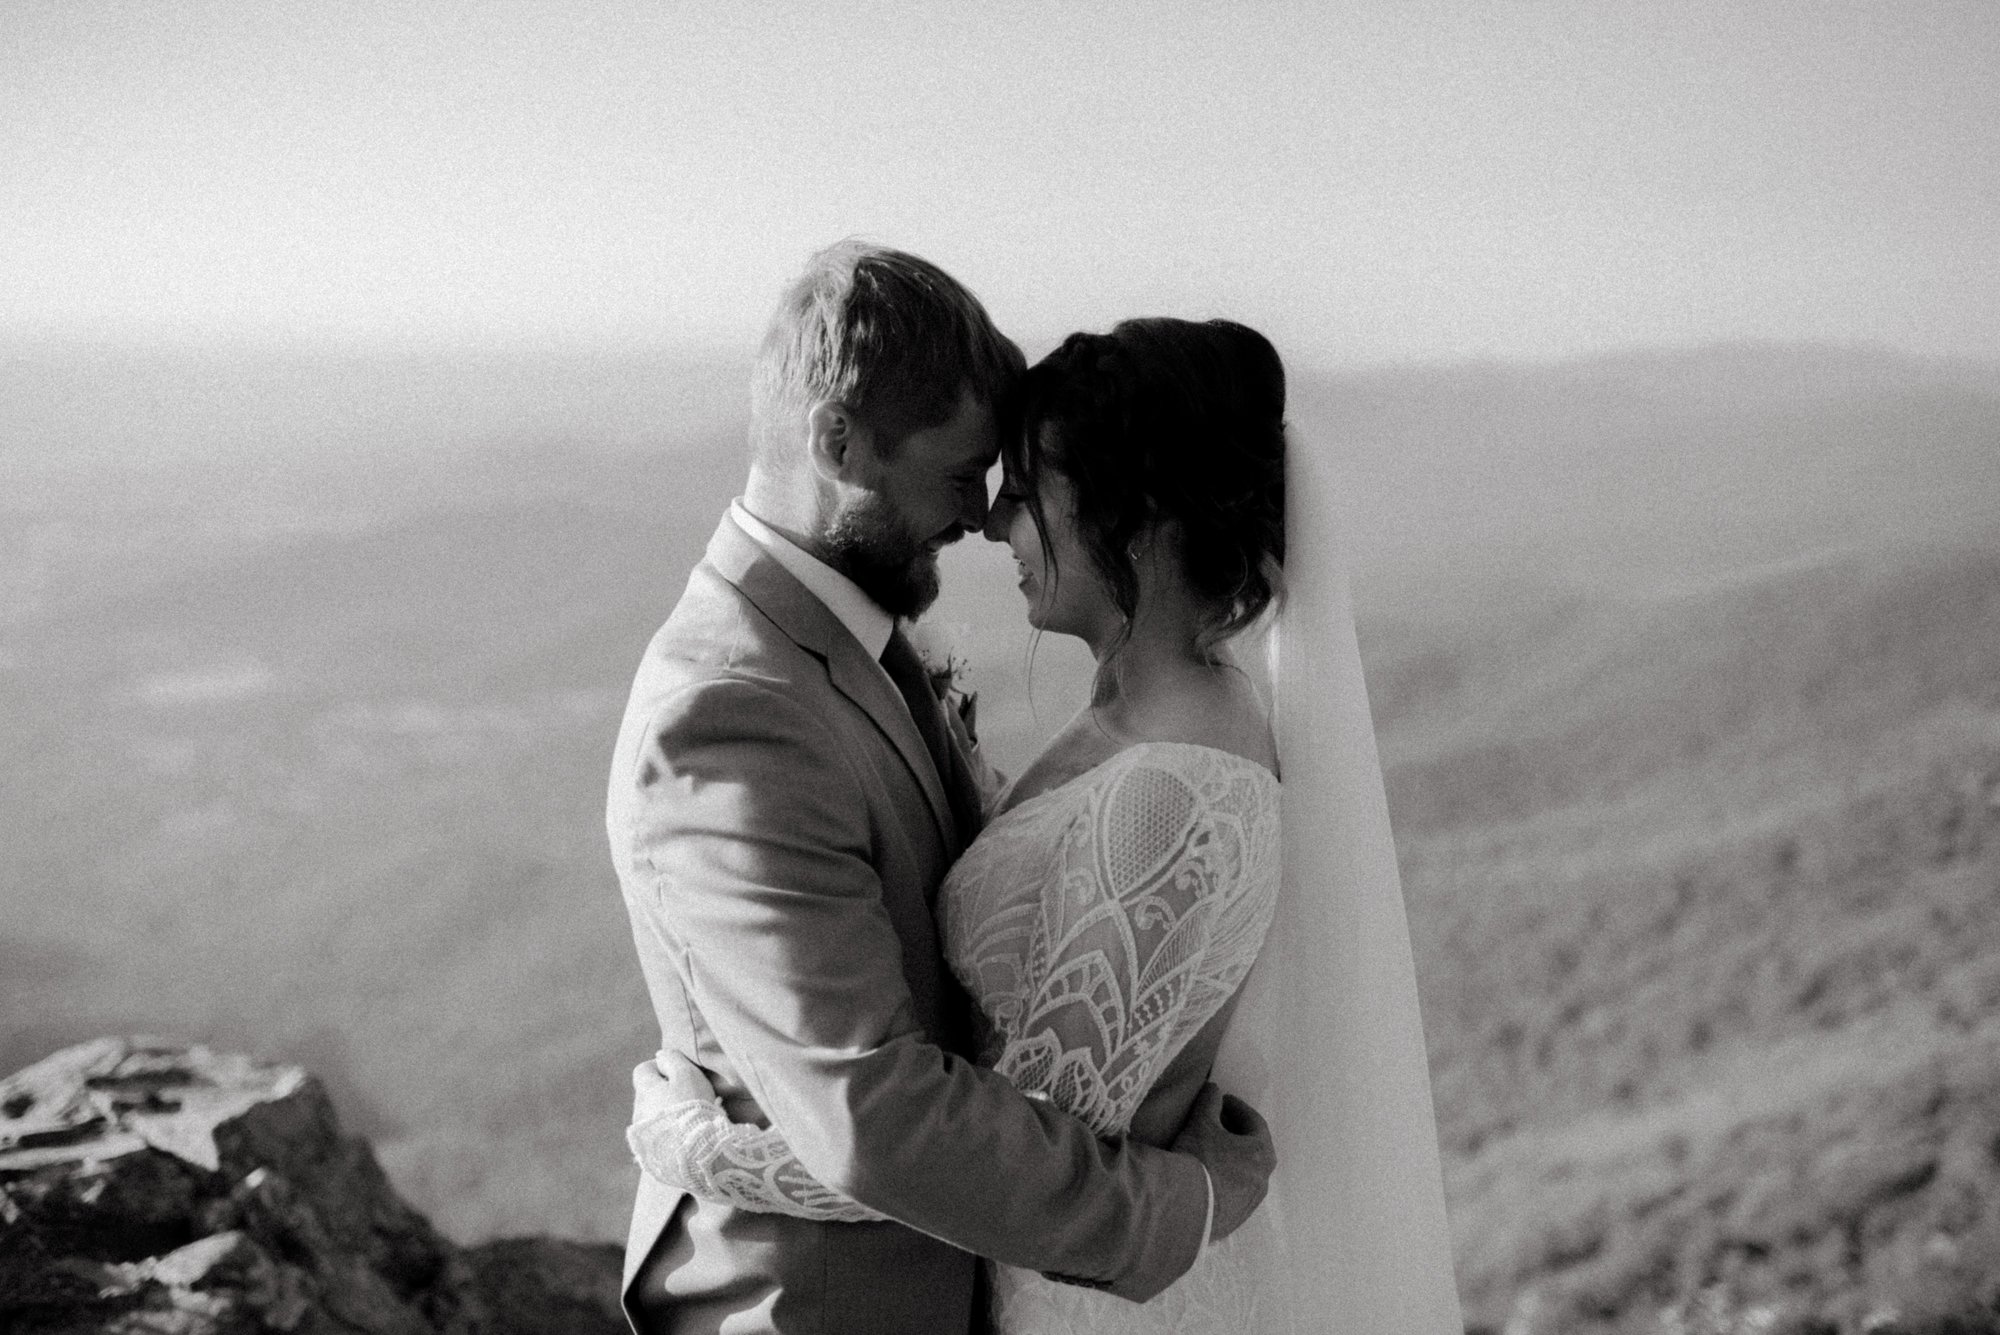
[4,339,1997,1330]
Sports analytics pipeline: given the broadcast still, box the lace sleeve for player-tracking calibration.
[627,1096,887,1223]
[991,755,1279,1138]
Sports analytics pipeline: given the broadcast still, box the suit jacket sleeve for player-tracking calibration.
[618,673,1209,1301]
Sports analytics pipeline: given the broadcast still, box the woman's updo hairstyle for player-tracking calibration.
[1005,317,1286,657]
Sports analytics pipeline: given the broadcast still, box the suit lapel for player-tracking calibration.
[702,514,959,849]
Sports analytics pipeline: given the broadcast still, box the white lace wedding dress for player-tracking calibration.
[631,739,1283,1334]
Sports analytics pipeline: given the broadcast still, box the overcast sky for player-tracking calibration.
[5,0,1996,366]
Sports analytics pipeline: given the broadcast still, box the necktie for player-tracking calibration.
[879,628,980,840]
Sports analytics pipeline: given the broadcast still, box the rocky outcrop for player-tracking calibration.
[0,1038,624,1335]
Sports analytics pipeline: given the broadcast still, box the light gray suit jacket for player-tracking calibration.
[607,513,1209,1334]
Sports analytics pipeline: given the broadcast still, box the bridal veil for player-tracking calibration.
[1211,431,1463,1331]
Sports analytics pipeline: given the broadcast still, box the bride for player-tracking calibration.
[629,318,1460,1332]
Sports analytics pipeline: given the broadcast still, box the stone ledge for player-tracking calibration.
[1,1038,624,1335]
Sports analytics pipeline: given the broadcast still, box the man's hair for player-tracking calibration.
[750,240,1024,463]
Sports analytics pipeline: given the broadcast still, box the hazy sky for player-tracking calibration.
[5,0,1996,365]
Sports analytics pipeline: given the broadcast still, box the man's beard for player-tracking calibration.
[823,493,943,620]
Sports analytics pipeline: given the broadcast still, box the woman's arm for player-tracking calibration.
[626,1051,886,1222]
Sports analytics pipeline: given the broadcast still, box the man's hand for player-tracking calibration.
[1169,1083,1276,1242]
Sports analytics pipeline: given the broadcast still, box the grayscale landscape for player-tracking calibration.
[4,339,1997,1329]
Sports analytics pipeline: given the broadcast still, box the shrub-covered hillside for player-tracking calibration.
[1368,544,2000,1331]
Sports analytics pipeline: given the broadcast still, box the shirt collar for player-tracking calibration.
[730,499,895,661]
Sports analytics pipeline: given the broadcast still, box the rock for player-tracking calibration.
[0,1038,623,1335]
[453,1239,632,1335]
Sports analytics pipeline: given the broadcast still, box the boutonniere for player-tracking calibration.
[909,623,979,750]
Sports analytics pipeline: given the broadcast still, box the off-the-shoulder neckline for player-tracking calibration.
[994,739,1279,821]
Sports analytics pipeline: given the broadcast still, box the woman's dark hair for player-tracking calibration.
[1005,317,1286,657]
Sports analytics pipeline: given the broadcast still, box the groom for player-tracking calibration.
[607,240,1274,1334]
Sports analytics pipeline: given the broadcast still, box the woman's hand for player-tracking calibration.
[633,1048,719,1119]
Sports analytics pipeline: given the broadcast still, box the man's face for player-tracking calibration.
[824,389,997,618]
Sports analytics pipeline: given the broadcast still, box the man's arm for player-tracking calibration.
[619,674,1209,1300]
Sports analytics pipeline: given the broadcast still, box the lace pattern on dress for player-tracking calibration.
[942,745,1280,1138]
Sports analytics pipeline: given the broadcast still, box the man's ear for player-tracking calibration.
[805,400,867,483]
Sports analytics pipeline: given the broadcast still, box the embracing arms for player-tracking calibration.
[614,675,1228,1299]
[628,1054,1276,1239]
[624,739,1279,1244]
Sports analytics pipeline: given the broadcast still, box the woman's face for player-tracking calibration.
[984,445,1120,644]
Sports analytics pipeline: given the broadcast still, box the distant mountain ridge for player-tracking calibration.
[1290,341,2000,618]
[6,337,1996,624]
